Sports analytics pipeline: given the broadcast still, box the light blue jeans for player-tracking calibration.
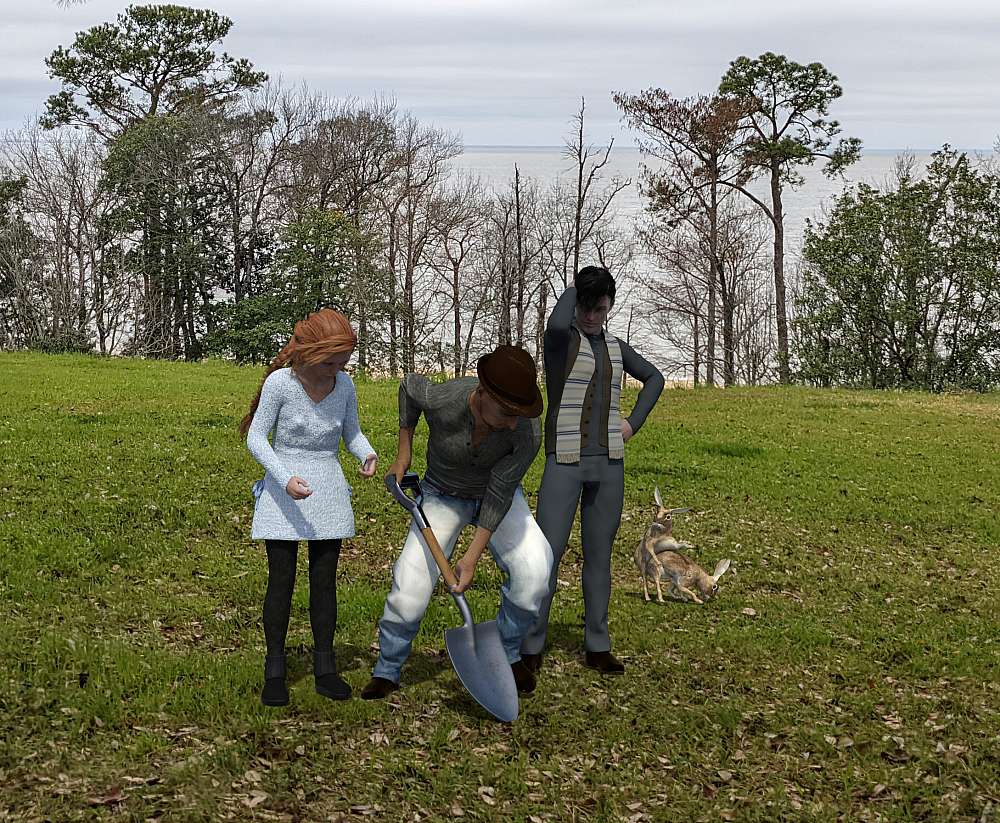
[373,481,553,683]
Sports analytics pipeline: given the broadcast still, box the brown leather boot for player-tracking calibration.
[584,650,625,674]
[360,676,400,700]
[510,659,537,694]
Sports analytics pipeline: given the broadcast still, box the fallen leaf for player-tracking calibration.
[87,787,125,807]
[741,607,757,617]
[244,791,267,808]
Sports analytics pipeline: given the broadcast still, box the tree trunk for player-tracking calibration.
[404,203,416,374]
[573,118,585,276]
[692,312,700,387]
[536,280,548,379]
[706,179,718,386]
[721,283,735,386]
[770,160,790,383]
[453,261,462,377]
[514,166,526,347]
[387,210,399,376]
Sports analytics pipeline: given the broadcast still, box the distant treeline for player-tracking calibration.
[1,4,997,390]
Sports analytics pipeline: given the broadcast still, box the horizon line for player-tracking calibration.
[462,144,997,153]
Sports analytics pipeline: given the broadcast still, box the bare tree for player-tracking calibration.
[531,102,631,374]
[565,98,630,276]
[0,181,46,348]
[639,199,773,385]
[1,128,128,352]
[716,202,774,384]
[639,220,710,384]
[288,94,403,370]
[212,82,319,304]
[377,114,461,373]
[615,90,751,385]
[426,173,491,376]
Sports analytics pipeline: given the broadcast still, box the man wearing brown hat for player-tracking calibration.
[361,345,553,700]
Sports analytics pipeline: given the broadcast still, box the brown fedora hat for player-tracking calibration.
[476,345,544,418]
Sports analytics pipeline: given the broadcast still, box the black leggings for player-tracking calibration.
[263,539,341,658]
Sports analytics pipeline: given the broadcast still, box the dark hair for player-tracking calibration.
[574,265,616,309]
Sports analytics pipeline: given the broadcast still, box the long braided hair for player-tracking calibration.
[239,308,357,437]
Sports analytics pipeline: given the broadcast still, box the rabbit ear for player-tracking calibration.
[712,559,732,581]
[654,486,663,507]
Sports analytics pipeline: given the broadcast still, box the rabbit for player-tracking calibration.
[634,486,691,603]
[644,548,732,605]
[635,487,731,604]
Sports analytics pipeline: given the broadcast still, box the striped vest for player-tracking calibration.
[553,330,625,463]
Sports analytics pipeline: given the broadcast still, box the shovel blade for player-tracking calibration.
[444,619,519,722]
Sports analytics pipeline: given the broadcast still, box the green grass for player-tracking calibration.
[1,352,998,822]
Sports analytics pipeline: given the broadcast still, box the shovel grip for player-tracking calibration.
[420,526,459,589]
[386,473,460,589]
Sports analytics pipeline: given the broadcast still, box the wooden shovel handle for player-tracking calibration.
[420,526,459,589]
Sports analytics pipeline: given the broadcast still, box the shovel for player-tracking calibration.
[385,472,519,723]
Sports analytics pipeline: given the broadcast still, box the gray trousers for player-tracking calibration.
[521,454,625,655]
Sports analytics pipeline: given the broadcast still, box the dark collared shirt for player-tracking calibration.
[399,375,541,533]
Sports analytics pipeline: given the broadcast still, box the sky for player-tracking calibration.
[2,0,999,149]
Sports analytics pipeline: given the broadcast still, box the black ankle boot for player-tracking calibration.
[261,655,288,707]
[314,651,351,700]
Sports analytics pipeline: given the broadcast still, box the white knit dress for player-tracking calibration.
[247,368,375,541]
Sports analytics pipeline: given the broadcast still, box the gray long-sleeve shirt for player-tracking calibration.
[543,286,664,456]
[247,368,375,540]
[399,375,541,533]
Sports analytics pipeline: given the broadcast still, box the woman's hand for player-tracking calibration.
[360,453,378,477]
[285,476,313,499]
[621,419,634,442]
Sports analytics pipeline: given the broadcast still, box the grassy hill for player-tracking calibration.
[1,352,998,821]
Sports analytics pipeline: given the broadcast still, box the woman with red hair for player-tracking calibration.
[241,308,377,706]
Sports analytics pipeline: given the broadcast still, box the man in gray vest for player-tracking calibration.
[521,265,664,675]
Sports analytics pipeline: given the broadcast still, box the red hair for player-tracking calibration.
[239,308,357,436]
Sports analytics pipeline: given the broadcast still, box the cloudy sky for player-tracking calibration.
[2,0,999,149]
